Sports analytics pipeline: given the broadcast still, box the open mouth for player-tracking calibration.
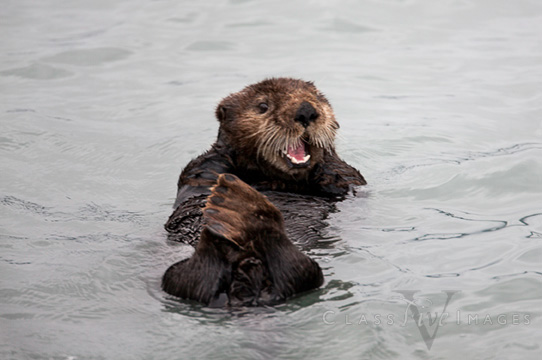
[281,140,311,168]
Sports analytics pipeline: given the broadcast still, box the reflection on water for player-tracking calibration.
[1,0,542,359]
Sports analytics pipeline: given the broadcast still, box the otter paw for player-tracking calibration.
[202,173,283,246]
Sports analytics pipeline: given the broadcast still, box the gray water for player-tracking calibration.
[1,0,541,359]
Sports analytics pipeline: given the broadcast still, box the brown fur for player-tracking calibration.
[216,78,339,182]
[162,78,366,306]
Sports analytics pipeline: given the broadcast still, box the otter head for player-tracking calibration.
[215,78,339,180]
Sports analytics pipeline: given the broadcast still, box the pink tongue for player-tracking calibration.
[287,142,306,161]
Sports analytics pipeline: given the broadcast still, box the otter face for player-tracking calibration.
[216,78,339,179]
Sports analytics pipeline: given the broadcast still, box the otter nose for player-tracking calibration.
[294,101,318,128]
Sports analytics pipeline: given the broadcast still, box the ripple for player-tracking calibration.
[186,41,236,51]
[0,63,73,79]
[0,196,52,216]
[444,142,542,165]
[519,213,542,228]
[408,208,508,242]
[42,47,132,66]
[0,195,147,225]
[323,18,376,33]
[390,142,542,175]
[517,246,542,263]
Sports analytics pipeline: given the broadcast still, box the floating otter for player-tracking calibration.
[162,78,366,306]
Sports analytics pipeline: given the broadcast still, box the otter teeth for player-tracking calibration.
[283,140,311,165]
[284,152,311,164]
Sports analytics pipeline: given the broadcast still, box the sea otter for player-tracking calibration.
[162,78,366,306]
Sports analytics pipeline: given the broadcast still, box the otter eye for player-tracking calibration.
[258,103,269,114]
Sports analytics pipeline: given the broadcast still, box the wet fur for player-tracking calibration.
[162,78,366,306]
[162,174,323,306]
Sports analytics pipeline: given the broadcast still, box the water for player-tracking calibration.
[1,0,541,359]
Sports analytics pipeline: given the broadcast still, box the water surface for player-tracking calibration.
[1,0,541,359]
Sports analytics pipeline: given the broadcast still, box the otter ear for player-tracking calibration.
[216,104,227,123]
[216,94,236,123]
[217,98,236,124]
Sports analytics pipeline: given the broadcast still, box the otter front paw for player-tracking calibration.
[202,173,284,246]
[313,154,367,197]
